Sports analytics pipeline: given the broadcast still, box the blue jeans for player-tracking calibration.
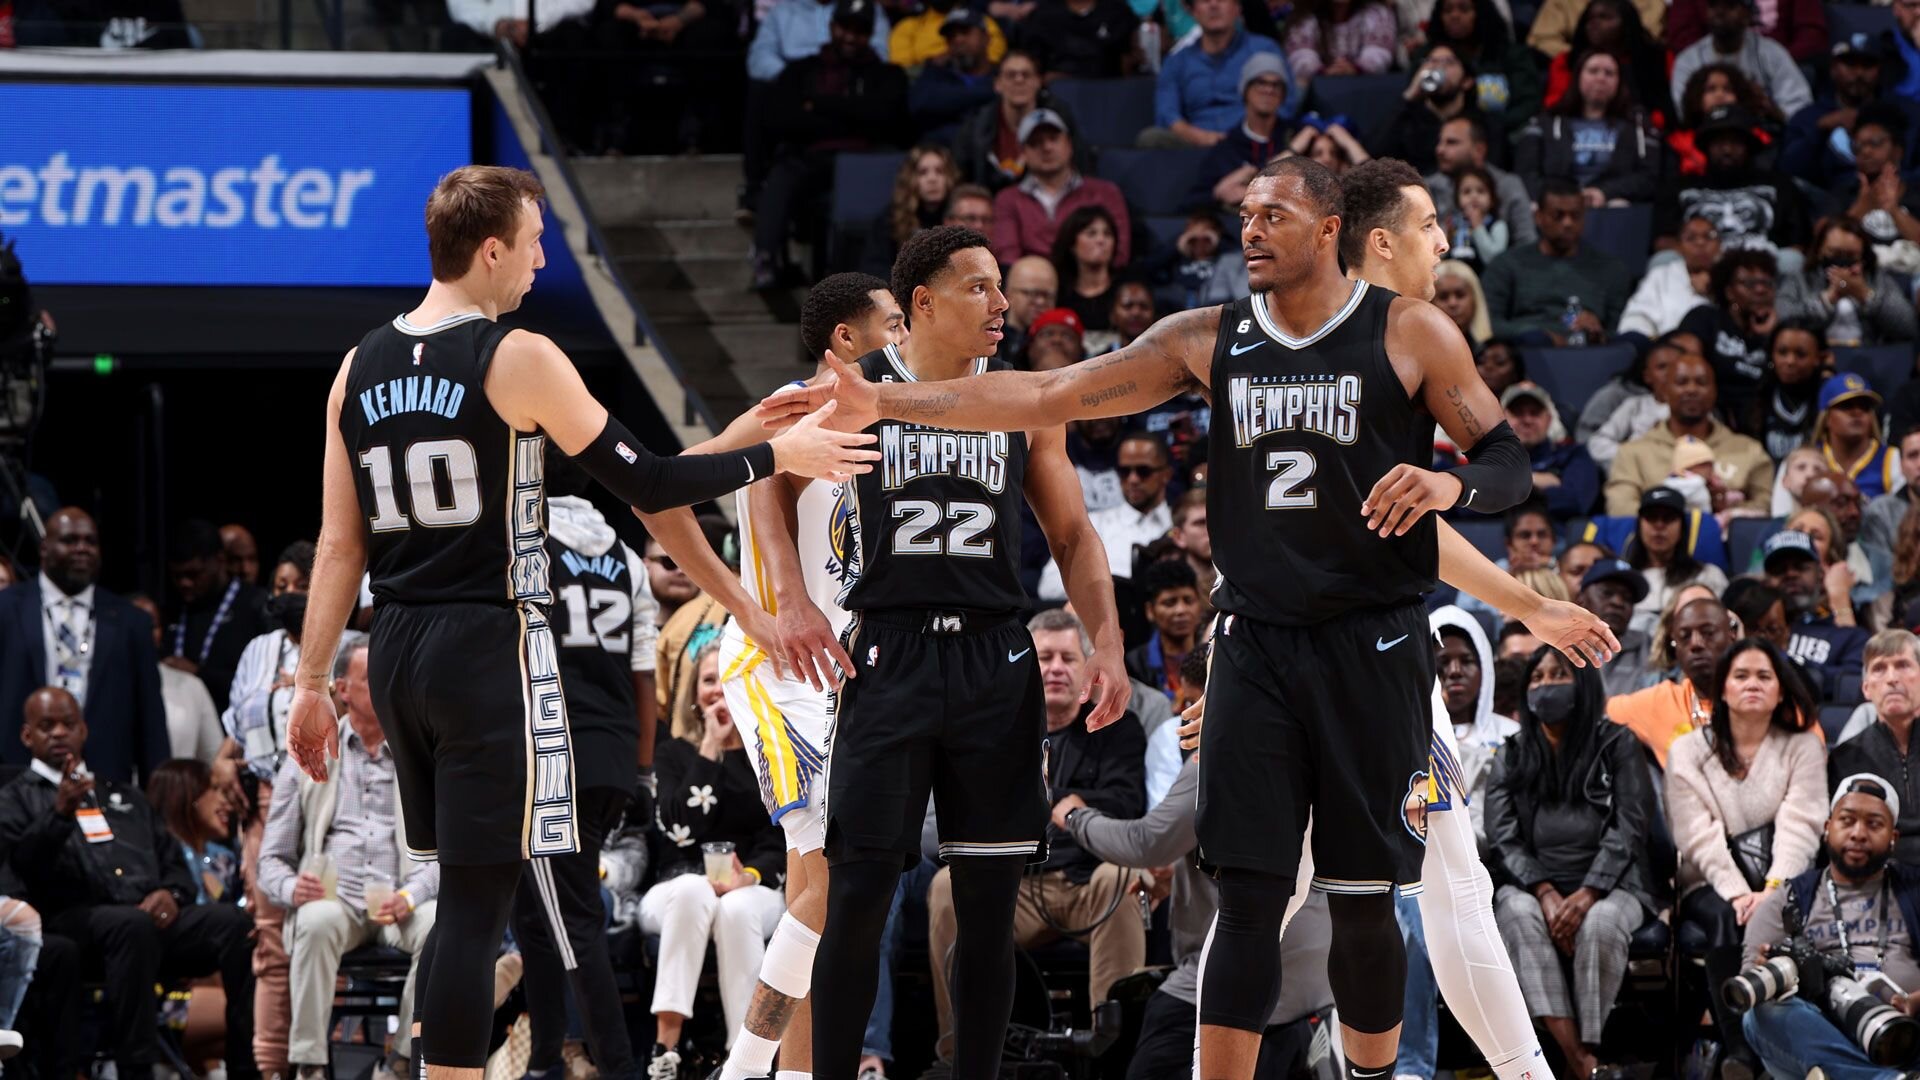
[861,868,912,1062]
[0,915,39,1029]
[1743,996,1905,1080]
[1394,892,1439,1080]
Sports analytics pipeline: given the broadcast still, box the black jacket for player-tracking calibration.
[1485,721,1660,912]
[950,93,1091,192]
[1829,723,1920,868]
[167,581,273,714]
[1513,110,1664,203]
[771,45,911,154]
[652,736,786,886]
[0,580,171,783]
[0,765,196,913]
[1374,99,1509,175]
[1046,703,1146,883]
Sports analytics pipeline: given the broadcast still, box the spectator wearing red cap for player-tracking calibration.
[1025,307,1086,369]
[991,111,1131,267]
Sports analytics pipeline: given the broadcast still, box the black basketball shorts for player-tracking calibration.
[1195,602,1433,895]
[369,601,578,865]
[822,610,1050,868]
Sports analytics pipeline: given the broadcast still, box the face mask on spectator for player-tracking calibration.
[1527,683,1577,727]
[267,591,308,636]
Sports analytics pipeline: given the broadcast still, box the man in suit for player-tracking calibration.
[164,519,271,714]
[0,509,169,783]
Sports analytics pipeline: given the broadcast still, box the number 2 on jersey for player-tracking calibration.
[359,439,482,531]
[890,498,996,556]
[1265,449,1318,509]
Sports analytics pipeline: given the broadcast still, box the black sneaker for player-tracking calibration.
[751,252,781,292]
[648,1044,682,1080]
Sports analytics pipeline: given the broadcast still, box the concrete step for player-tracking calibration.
[711,323,816,388]
[602,221,752,261]
[615,253,754,291]
[574,156,743,226]
[634,285,805,326]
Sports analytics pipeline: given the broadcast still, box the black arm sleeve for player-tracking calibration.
[1448,420,1532,513]
[574,414,776,514]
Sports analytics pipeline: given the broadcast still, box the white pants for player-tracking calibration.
[639,872,786,1044]
[287,898,437,1065]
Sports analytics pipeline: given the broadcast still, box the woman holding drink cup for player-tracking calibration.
[641,640,786,1065]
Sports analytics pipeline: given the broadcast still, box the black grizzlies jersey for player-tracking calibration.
[341,312,549,609]
[839,344,1029,614]
[545,499,642,791]
[1208,283,1436,625]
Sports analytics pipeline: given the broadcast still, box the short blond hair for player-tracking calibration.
[1866,629,1920,671]
[424,166,545,282]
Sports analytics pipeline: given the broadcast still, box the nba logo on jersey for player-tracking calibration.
[411,343,424,365]
[866,644,879,667]
[615,442,637,464]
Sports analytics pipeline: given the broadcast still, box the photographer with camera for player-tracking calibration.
[1738,775,1920,1079]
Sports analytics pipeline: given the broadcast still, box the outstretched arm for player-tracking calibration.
[1026,425,1128,729]
[287,353,367,780]
[1437,520,1616,667]
[756,307,1219,434]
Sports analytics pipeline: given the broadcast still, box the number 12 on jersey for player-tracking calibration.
[1265,449,1318,509]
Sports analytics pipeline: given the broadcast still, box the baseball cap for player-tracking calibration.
[1579,558,1650,604]
[1832,773,1901,820]
[1671,436,1715,473]
[1239,52,1288,98]
[1762,529,1819,572]
[831,0,875,31]
[1639,486,1689,517]
[1017,108,1070,144]
[940,8,986,34]
[1698,105,1762,145]
[1833,32,1881,61]
[1029,307,1084,342]
[1499,381,1552,409]
[1819,371,1882,413]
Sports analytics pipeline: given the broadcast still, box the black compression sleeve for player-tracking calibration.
[1449,420,1531,513]
[572,415,776,513]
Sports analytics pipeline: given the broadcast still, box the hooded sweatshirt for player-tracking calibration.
[1430,606,1522,848]
[546,495,657,791]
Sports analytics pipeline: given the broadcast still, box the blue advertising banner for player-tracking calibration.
[0,83,471,286]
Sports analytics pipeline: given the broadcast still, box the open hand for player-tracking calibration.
[1362,465,1462,536]
[1081,644,1130,730]
[768,399,880,483]
[286,686,340,782]
[777,597,854,693]
[1520,598,1618,668]
[758,352,880,433]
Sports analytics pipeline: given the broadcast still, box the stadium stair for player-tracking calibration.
[577,155,807,423]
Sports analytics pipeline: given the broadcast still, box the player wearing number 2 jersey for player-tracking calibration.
[755,158,1607,1080]
[282,166,877,1078]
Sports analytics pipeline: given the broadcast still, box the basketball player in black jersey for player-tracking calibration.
[282,166,877,1080]
[758,158,1600,1080]
[805,227,1128,1080]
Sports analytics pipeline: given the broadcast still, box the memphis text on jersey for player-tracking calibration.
[879,427,1014,493]
[1227,372,1363,448]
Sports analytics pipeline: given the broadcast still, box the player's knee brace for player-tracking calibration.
[760,912,821,999]
[1326,892,1407,1034]
[1198,868,1294,1032]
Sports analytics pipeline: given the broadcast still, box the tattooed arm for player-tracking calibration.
[755,308,1220,434]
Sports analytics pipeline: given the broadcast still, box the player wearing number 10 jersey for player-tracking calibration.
[283,165,876,1076]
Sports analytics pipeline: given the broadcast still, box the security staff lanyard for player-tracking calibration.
[1827,869,1894,974]
[174,579,241,667]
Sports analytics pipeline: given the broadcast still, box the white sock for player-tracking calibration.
[775,1072,813,1080]
[720,1032,780,1080]
[1488,1046,1553,1080]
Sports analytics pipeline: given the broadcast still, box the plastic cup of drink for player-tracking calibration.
[300,852,336,899]
[364,870,396,921]
[702,841,736,885]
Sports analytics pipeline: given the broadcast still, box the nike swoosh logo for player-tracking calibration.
[1464,487,1477,507]
[1376,635,1409,652]
[745,458,757,483]
[1008,648,1032,663]
[1229,340,1266,356]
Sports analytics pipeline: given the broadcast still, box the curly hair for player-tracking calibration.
[1680,62,1782,127]
[890,145,959,247]
[1708,248,1777,309]
[800,272,889,361]
[890,225,993,323]
[1420,0,1511,62]
[1337,157,1424,269]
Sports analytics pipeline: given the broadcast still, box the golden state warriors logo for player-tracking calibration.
[1403,770,1431,843]
[827,482,862,604]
